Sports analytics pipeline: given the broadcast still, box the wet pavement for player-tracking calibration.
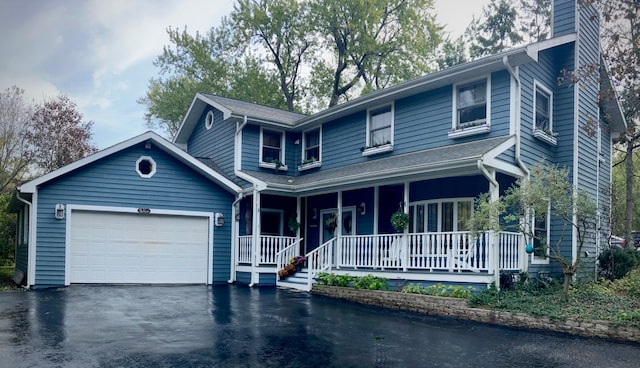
[0,285,639,368]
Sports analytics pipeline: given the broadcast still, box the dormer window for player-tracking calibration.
[363,104,394,156]
[533,82,556,145]
[449,78,491,138]
[260,128,287,170]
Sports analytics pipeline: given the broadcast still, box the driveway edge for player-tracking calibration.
[311,285,640,343]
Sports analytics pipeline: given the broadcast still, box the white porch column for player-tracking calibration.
[250,189,261,286]
[373,186,379,235]
[336,191,342,268]
[488,170,500,288]
[296,196,301,254]
[403,181,410,271]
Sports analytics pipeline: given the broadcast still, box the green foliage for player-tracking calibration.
[611,268,640,298]
[470,277,640,328]
[390,210,409,232]
[316,273,389,290]
[598,248,640,280]
[0,194,16,263]
[401,283,473,299]
[469,0,523,58]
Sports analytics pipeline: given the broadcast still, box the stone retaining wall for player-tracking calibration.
[311,285,640,343]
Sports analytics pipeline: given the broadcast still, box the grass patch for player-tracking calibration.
[470,275,640,328]
[0,265,16,291]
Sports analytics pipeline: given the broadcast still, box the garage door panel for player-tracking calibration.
[70,211,209,284]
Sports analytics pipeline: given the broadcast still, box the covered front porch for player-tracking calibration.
[230,135,528,289]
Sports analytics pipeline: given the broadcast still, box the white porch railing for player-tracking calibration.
[276,238,304,278]
[498,232,522,270]
[307,238,335,290]
[237,235,298,265]
[335,231,522,273]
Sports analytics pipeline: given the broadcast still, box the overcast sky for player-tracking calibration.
[0,0,487,149]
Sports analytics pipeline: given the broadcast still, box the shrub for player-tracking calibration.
[401,283,473,299]
[598,248,640,280]
[316,273,389,290]
[611,268,640,298]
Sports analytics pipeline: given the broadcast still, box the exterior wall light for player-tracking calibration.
[215,212,224,227]
[55,204,65,220]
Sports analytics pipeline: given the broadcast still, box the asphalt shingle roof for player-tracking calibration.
[200,93,306,126]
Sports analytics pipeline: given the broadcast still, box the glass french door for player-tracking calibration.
[320,207,356,244]
[409,199,472,233]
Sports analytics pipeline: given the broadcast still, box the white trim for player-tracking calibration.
[64,204,215,286]
[205,110,214,130]
[361,144,394,156]
[450,76,491,137]
[259,127,287,169]
[18,131,241,194]
[365,102,395,149]
[509,70,517,135]
[572,26,580,265]
[27,191,37,287]
[533,80,554,134]
[135,156,157,178]
[533,130,557,145]
[409,197,475,232]
[531,204,551,265]
[301,126,322,167]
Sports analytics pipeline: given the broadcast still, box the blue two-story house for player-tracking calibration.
[9,0,626,290]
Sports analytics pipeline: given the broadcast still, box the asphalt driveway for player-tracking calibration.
[0,285,639,368]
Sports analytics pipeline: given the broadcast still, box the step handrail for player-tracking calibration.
[305,237,335,290]
[275,238,303,280]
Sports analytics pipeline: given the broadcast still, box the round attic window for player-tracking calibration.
[136,156,156,178]
[205,110,214,130]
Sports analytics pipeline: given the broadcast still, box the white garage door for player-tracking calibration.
[69,210,210,284]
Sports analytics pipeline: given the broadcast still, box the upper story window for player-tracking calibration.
[450,77,491,138]
[205,110,214,130]
[260,128,287,170]
[533,82,556,145]
[363,104,394,156]
[300,127,322,170]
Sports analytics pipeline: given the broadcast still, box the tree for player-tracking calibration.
[0,86,33,193]
[140,0,443,135]
[311,0,442,106]
[597,0,640,248]
[518,0,551,43]
[470,163,598,301]
[24,94,98,174]
[470,0,524,58]
[231,0,313,112]
[139,22,287,138]
[435,35,468,70]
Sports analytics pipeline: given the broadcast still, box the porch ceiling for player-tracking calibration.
[242,135,520,194]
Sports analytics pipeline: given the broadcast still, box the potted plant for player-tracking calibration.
[391,209,409,232]
[288,216,300,233]
[325,212,338,232]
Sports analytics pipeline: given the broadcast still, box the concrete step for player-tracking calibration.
[277,268,313,292]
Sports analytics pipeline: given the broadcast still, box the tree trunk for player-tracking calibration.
[561,272,572,302]
[625,134,634,248]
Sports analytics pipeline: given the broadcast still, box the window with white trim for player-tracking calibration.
[534,82,553,134]
[302,128,321,164]
[260,128,286,169]
[205,110,214,130]
[363,104,394,155]
[136,156,157,178]
[532,205,550,264]
[455,79,488,129]
[408,198,473,233]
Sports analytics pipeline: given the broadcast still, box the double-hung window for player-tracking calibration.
[532,205,550,264]
[304,129,320,161]
[456,79,487,128]
[260,128,286,169]
[408,198,473,233]
[533,82,555,144]
[363,104,394,155]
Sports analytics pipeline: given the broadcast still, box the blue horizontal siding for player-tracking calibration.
[35,142,235,287]
[553,0,576,37]
[188,108,236,180]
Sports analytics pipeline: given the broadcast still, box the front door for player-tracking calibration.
[320,207,356,245]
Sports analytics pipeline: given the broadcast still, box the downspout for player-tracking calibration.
[504,56,530,274]
[228,192,245,284]
[15,190,31,287]
[234,115,265,287]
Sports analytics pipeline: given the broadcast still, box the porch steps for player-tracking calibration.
[277,268,313,292]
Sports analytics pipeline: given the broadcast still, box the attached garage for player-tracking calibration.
[9,132,241,289]
[68,209,212,284]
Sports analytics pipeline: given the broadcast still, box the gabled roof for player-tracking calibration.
[17,131,242,195]
[600,56,628,138]
[241,135,520,194]
[174,93,306,145]
[175,34,580,145]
